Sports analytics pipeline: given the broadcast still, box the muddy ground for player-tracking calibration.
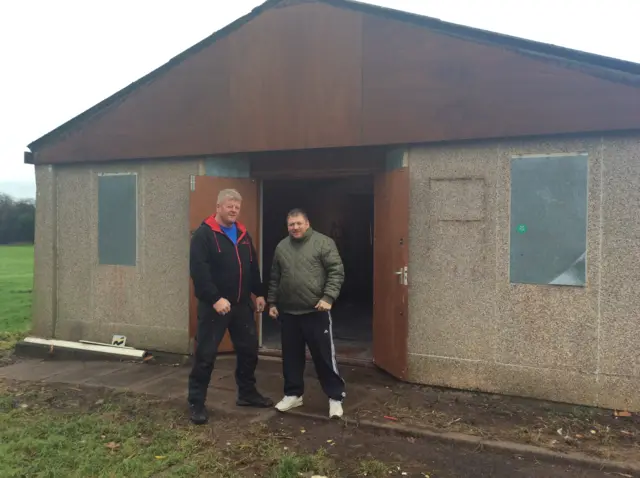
[329,365,640,464]
[0,379,634,477]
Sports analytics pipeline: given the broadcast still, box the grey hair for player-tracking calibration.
[217,188,242,204]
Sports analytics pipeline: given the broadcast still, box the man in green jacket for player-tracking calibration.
[268,208,346,418]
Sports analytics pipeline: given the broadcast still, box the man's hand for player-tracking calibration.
[269,306,279,319]
[213,298,231,315]
[315,300,332,312]
[255,296,266,313]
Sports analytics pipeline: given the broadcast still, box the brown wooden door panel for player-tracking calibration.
[373,168,409,379]
[189,176,260,354]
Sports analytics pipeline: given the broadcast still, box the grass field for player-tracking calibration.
[0,244,33,350]
[0,382,375,478]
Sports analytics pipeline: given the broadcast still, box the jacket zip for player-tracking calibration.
[216,229,244,304]
[234,244,242,303]
[234,230,249,303]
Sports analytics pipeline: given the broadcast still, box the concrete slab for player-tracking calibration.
[206,387,238,409]
[83,363,177,390]
[125,368,183,393]
[139,365,280,401]
[210,369,237,392]
[0,360,87,382]
[0,357,380,420]
[138,369,188,400]
[0,359,42,379]
[215,355,284,374]
[42,361,128,384]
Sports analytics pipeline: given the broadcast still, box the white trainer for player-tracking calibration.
[329,399,343,419]
[275,395,303,412]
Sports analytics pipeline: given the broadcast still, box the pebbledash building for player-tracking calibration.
[24,0,640,411]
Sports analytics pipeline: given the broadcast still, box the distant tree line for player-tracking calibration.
[0,193,35,244]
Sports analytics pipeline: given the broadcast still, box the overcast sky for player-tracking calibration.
[1,0,639,186]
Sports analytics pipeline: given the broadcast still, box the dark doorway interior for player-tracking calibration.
[260,176,374,360]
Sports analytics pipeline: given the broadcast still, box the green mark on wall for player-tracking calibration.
[516,224,527,234]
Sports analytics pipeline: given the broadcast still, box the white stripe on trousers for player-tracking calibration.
[327,312,345,386]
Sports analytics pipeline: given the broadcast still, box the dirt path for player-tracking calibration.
[1,356,638,471]
[270,413,627,478]
[347,366,640,464]
[0,379,630,477]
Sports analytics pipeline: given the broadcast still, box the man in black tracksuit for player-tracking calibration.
[268,209,346,419]
[188,188,273,425]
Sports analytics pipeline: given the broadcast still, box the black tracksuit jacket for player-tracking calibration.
[190,216,264,306]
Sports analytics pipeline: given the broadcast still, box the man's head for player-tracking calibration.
[216,189,242,226]
[287,208,310,239]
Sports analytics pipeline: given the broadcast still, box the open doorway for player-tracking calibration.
[260,175,374,360]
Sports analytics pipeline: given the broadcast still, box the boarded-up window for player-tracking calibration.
[98,173,137,266]
[510,153,588,286]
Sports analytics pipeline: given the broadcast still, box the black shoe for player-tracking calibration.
[236,393,274,408]
[189,403,209,425]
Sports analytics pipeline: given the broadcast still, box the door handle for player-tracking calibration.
[394,268,403,285]
[394,267,408,285]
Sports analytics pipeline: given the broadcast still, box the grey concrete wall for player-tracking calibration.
[32,165,57,337]
[32,159,199,354]
[408,133,640,411]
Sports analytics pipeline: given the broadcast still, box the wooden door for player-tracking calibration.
[372,168,409,379]
[189,175,260,354]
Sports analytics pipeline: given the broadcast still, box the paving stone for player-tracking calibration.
[210,369,237,392]
[42,361,128,384]
[0,360,86,381]
[83,363,176,389]
[141,370,189,400]
[1,358,375,420]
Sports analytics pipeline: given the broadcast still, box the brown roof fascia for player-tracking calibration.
[26,0,640,155]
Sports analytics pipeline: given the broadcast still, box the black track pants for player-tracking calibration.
[280,311,345,401]
[188,301,259,406]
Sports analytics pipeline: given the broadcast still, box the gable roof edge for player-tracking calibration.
[27,0,640,153]
[332,0,640,83]
[27,0,283,153]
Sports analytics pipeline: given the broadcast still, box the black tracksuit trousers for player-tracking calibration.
[188,301,259,406]
[280,311,345,401]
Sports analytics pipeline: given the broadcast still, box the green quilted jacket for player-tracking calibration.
[267,228,345,315]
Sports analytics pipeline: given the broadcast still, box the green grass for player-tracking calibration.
[0,403,196,477]
[0,393,227,477]
[357,459,391,477]
[0,384,349,478]
[0,244,33,350]
[268,449,334,478]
